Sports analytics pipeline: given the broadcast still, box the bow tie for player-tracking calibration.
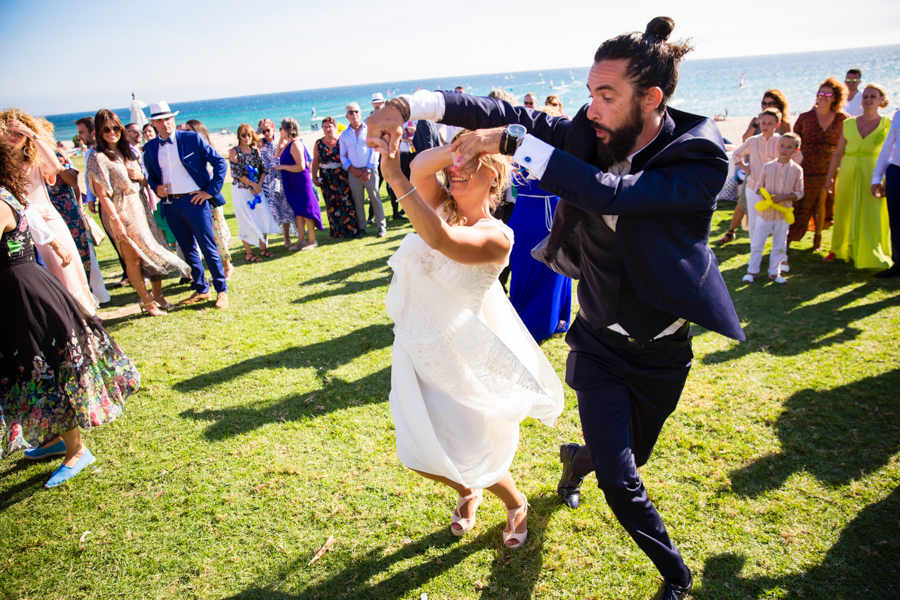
[159,137,172,146]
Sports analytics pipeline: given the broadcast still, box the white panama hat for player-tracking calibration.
[371,92,385,103]
[149,101,179,120]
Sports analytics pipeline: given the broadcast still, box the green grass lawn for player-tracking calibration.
[1,180,898,600]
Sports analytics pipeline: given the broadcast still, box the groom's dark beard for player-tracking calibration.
[593,100,644,167]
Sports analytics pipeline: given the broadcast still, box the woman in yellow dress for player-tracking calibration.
[825,84,893,270]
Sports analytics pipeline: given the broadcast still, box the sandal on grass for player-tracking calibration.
[716,229,736,244]
[244,252,261,262]
[259,249,275,258]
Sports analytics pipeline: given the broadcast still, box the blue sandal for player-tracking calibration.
[44,448,95,489]
[24,440,66,460]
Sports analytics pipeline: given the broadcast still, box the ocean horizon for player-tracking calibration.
[44,43,900,144]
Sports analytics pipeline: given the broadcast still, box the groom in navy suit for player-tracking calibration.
[368,17,744,600]
[143,101,230,309]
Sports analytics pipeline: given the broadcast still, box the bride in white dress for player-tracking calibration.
[373,131,564,549]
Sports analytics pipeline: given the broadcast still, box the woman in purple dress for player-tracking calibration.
[275,118,323,250]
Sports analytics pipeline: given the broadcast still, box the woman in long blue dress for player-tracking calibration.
[276,118,323,250]
[508,172,572,343]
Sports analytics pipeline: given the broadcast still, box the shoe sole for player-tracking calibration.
[24,451,66,460]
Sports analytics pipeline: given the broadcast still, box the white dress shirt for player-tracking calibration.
[872,110,900,185]
[845,93,864,117]
[157,135,200,194]
[339,123,379,171]
[401,90,685,339]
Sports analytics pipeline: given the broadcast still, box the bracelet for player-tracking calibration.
[109,214,119,221]
[396,187,417,202]
[385,98,410,122]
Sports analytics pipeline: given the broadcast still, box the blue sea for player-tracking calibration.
[45,44,900,144]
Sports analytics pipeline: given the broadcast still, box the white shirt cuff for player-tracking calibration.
[512,135,554,179]
[399,90,446,122]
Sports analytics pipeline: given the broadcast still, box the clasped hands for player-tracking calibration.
[365,102,506,176]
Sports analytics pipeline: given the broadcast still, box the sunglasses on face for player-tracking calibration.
[817,92,834,98]
[240,133,251,138]
[524,101,535,106]
[347,110,360,115]
[102,125,122,134]
[761,100,777,107]
[846,78,860,83]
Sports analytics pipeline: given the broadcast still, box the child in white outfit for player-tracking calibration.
[743,134,804,284]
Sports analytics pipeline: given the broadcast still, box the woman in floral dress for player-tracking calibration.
[47,147,92,282]
[791,77,849,250]
[258,118,296,247]
[0,134,139,489]
[311,117,358,238]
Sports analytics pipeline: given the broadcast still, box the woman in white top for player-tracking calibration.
[372,128,564,549]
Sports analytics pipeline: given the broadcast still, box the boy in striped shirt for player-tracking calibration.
[744,133,804,284]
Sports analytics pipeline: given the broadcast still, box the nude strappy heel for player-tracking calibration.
[450,490,483,536]
[502,495,529,549]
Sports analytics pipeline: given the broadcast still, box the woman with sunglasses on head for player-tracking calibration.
[183,119,234,279]
[229,123,280,261]
[86,109,190,316]
[790,77,849,251]
[544,95,568,118]
[257,118,296,248]
[0,108,97,316]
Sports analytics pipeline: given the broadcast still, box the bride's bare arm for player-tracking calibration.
[408,146,451,210]
[377,146,509,266]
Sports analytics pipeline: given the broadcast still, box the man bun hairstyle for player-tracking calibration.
[594,17,694,113]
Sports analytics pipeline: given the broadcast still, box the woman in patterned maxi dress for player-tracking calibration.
[311,118,358,239]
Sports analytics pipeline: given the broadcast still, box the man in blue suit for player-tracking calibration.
[369,17,744,600]
[143,101,229,309]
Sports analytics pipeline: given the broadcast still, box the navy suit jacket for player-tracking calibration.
[143,130,228,207]
[439,91,745,342]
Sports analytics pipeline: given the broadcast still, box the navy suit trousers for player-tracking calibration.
[565,316,693,583]
[886,165,900,265]
[163,198,226,294]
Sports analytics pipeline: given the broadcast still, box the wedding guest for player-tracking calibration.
[791,76,848,251]
[257,118,295,246]
[844,69,864,117]
[720,91,793,245]
[825,84,893,270]
[46,135,92,283]
[373,133,563,550]
[340,102,385,237]
[489,88,517,105]
[731,108,783,245]
[142,123,156,144]
[184,119,234,279]
[229,124,279,261]
[545,95,568,118]
[144,101,230,309]
[871,108,900,278]
[523,93,537,108]
[370,92,385,115]
[744,134,804,284]
[275,117,323,250]
[741,90,792,141]
[78,115,129,288]
[311,117,359,239]
[87,109,190,316]
[125,122,143,150]
[1,108,97,316]
[0,137,139,488]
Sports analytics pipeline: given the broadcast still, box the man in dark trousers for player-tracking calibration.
[367,17,744,600]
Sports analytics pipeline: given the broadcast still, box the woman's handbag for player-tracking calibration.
[82,207,106,246]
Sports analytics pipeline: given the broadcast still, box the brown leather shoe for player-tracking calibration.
[178,291,212,306]
[214,292,229,309]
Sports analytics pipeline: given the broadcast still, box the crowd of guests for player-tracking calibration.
[717,68,898,281]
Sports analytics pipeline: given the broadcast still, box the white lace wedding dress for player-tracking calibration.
[386,214,564,489]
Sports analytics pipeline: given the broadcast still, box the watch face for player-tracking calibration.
[508,124,527,138]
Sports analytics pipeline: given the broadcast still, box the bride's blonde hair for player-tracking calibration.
[444,129,512,226]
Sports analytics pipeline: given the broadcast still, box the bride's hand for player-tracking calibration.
[372,135,403,183]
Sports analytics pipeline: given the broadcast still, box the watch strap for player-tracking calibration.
[499,129,511,156]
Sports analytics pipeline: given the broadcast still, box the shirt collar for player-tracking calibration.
[627,115,665,163]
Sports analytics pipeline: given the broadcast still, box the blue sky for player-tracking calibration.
[2,0,899,115]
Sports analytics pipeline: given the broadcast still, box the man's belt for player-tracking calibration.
[601,321,691,350]
[165,192,201,200]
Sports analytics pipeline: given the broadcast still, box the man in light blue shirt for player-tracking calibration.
[339,102,385,237]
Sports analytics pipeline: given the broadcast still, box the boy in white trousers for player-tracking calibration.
[744,133,804,284]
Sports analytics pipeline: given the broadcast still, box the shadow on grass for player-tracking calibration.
[698,486,900,599]
[729,368,900,498]
[291,256,393,306]
[703,279,900,363]
[177,324,392,439]
[0,461,51,513]
[220,495,562,600]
